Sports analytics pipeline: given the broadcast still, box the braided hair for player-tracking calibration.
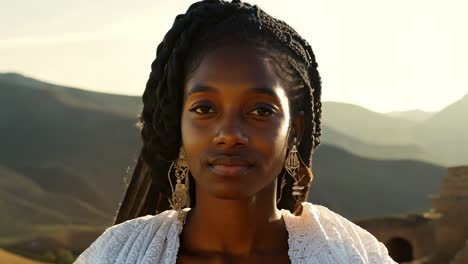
[115,0,322,223]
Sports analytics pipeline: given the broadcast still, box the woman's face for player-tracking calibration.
[181,44,299,200]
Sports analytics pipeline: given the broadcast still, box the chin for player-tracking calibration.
[206,184,255,200]
[212,192,249,200]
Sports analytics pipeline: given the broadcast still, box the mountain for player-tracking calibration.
[320,102,440,165]
[386,110,434,122]
[416,93,468,166]
[310,145,445,219]
[320,126,437,164]
[321,97,468,167]
[4,73,463,167]
[0,249,47,264]
[321,102,418,146]
[0,73,141,118]
[0,73,450,252]
[0,165,109,229]
[0,73,142,234]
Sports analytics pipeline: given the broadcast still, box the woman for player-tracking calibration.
[75,0,395,263]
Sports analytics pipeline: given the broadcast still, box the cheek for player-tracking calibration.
[181,113,210,171]
[181,113,199,145]
[254,116,290,172]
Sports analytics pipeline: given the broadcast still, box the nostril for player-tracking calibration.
[213,118,248,146]
[214,137,248,147]
[213,132,248,147]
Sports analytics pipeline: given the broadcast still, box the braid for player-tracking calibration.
[134,0,322,217]
[139,0,247,214]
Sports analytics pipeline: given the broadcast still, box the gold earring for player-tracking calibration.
[285,144,305,198]
[168,146,190,215]
[286,142,316,202]
[276,173,287,204]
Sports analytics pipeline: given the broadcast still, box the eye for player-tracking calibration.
[189,105,215,115]
[249,105,277,117]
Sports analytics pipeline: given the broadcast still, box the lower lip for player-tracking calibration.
[209,164,252,177]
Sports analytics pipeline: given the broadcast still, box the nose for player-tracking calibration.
[213,112,248,148]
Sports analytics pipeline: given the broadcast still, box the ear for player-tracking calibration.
[290,110,305,146]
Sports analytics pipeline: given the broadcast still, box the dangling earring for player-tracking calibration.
[168,146,190,216]
[285,141,313,200]
[276,173,287,204]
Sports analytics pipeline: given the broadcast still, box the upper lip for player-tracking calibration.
[207,155,253,166]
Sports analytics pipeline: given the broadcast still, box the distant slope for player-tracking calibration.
[0,72,141,118]
[0,166,109,229]
[320,126,438,164]
[416,93,468,166]
[311,145,445,219]
[386,109,434,122]
[0,73,142,226]
[322,102,417,145]
[0,249,46,264]
[322,98,468,167]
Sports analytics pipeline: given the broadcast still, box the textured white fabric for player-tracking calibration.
[74,202,396,263]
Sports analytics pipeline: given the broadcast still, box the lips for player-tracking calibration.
[207,155,254,177]
[209,164,252,177]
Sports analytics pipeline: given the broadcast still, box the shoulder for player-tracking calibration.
[285,202,396,263]
[74,210,180,264]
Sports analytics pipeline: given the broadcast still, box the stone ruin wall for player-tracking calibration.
[429,166,468,263]
[356,166,468,264]
[356,215,435,262]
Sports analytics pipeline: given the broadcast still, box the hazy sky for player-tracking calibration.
[1,0,467,113]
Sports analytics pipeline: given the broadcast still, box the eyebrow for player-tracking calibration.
[186,85,278,98]
[186,85,216,97]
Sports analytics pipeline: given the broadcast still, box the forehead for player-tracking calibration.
[184,45,282,95]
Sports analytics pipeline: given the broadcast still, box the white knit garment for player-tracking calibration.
[74,202,396,263]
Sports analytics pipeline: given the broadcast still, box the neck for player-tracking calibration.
[180,182,288,256]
